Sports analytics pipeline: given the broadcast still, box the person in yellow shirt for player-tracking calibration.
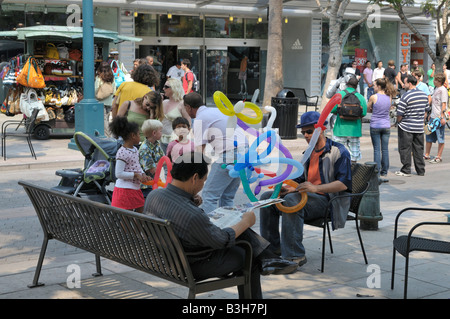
[111,64,160,118]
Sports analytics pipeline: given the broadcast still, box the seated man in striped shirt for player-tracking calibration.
[395,74,429,177]
[143,152,298,299]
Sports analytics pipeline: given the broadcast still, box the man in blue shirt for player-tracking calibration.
[259,112,352,267]
[395,74,429,177]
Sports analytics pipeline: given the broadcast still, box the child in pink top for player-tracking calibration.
[109,116,150,212]
[166,117,195,162]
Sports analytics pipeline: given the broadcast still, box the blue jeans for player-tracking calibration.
[259,191,329,259]
[370,127,390,175]
[201,150,241,214]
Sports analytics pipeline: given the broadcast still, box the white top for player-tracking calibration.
[372,67,385,82]
[193,106,246,155]
[166,65,185,81]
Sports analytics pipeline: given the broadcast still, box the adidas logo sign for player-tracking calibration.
[291,39,303,50]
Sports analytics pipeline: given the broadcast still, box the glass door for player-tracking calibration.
[227,46,261,101]
[178,46,203,97]
[205,47,228,103]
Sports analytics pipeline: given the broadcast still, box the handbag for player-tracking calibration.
[95,80,114,100]
[69,49,82,61]
[16,57,46,89]
[19,88,49,121]
[57,44,69,59]
[45,43,59,60]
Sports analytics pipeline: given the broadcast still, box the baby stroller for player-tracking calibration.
[52,131,121,204]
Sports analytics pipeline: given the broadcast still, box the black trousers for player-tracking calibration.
[397,127,425,175]
[190,244,263,299]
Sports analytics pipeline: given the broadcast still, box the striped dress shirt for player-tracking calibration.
[397,88,428,133]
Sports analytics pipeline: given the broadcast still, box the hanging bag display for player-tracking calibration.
[16,56,46,89]
[45,43,59,59]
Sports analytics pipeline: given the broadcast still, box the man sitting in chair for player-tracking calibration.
[143,152,298,299]
[259,111,352,267]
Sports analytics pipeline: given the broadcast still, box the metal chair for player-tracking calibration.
[305,163,375,272]
[1,109,38,160]
[391,207,450,299]
[285,87,319,112]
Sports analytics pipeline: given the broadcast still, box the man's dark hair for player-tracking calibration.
[346,77,359,89]
[171,152,209,181]
[182,58,191,68]
[183,92,203,109]
[405,74,417,86]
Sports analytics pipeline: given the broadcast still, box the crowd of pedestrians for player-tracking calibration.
[89,50,450,299]
[331,59,448,180]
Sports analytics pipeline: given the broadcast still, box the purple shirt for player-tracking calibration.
[370,94,391,129]
[363,68,373,85]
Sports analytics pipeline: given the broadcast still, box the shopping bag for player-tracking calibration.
[45,43,59,59]
[16,57,46,89]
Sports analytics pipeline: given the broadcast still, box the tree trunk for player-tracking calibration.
[320,14,342,110]
[263,0,284,107]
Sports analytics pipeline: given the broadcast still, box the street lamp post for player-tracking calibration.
[69,0,104,149]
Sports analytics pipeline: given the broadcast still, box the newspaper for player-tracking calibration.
[207,198,285,229]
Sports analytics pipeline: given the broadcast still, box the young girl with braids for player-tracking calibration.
[109,116,150,212]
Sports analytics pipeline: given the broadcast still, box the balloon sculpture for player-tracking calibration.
[214,91,341,213]
[141,155,173,189]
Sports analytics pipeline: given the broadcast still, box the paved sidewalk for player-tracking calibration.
[0,113,449,302]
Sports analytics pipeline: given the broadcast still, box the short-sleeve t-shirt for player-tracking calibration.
[384,67,397,85]
[182,71,194,94]
[431,86,448,119]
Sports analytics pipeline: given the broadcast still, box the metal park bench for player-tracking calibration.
[19,181,252,299]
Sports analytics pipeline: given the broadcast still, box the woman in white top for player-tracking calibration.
[372,60,385,83]
[160,77,191,153]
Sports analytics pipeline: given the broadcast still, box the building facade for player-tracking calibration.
[0,1,437,104]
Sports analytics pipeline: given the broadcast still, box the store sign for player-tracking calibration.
[66,4,81,27]
[291,39,303,50]
[401,32,410,63]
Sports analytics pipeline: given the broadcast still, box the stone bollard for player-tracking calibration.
[357,162,383,230]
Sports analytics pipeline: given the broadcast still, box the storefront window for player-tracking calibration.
[135,13,158,36]
[245,18,268,39]
[205,17,244,38]
[160,15,203,37]
[0,4,26,30]
[321,20,399,92]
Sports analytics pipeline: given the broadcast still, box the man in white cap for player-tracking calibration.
[109,48,128,75]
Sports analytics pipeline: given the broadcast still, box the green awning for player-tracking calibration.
[0,25,141,43]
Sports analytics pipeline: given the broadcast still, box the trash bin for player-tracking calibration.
[271,89,299,139]
[358,162,383,230]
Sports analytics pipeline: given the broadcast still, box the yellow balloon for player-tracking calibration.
[213,91,263,125]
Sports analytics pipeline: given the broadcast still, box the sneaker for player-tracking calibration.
[395,171,411,177]
[423,154,431,160]
[292,256,307,267]
[429,157,442,163]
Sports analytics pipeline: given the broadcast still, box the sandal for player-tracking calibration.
[423,154,431,160]
[429,157,442,163]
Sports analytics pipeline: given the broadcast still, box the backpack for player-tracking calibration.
[337,89,363,120]
[185,71,199,92]
[111,60,126,88]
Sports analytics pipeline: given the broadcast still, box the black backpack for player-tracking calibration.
[337,89,363,120]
